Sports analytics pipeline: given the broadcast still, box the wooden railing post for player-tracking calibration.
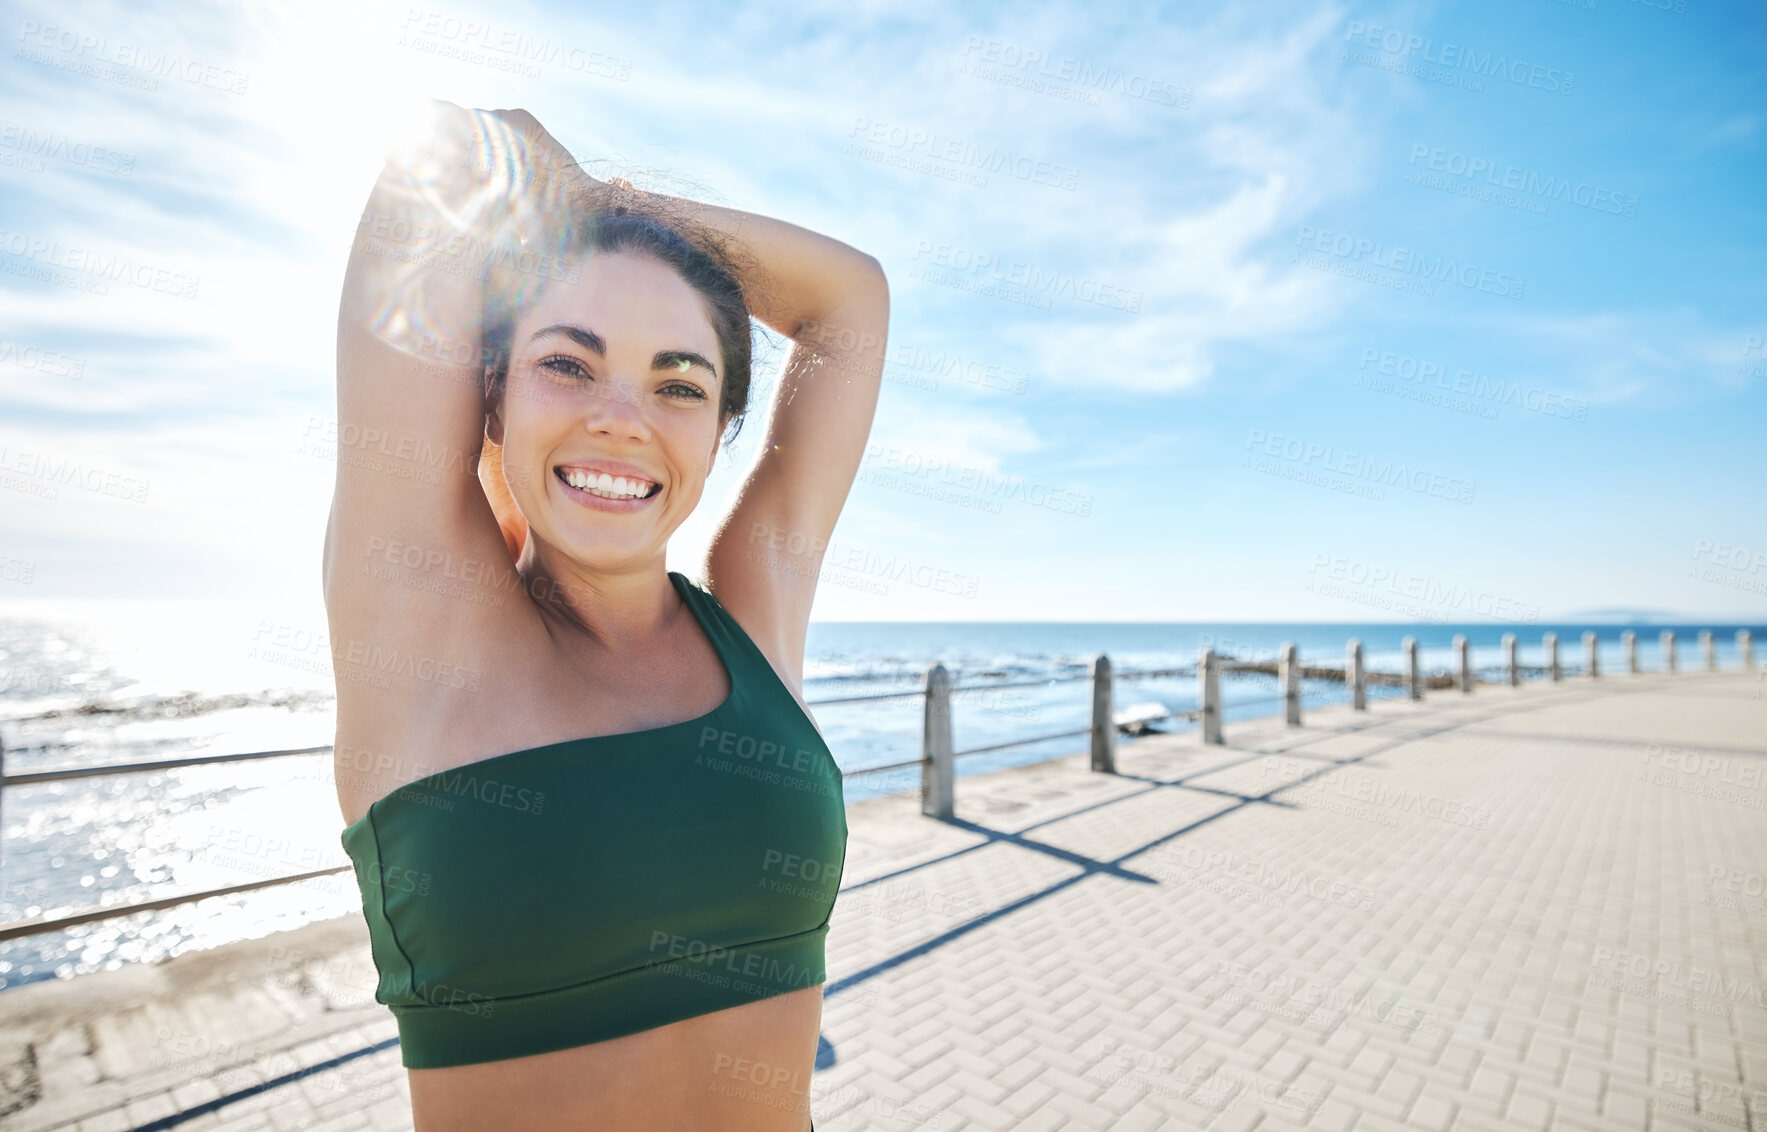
[1090,654,1115,773]
[1403,636,1421,700]
[1281,642,1302,726]
[1503,633,1518,686]
[1584,631,1599,679]
[1545,632,1561,681]
[921,663,954,820]
[1348,639,1366,710]
[1623,630,1638,674]
[1662,630,1677,673]
[1701,630,1715,670]
[1455,634,1471,693]
[1741,629,1755,669]
[1199,647,1223,744]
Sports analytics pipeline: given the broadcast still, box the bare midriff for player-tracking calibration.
[406,982,822,1131]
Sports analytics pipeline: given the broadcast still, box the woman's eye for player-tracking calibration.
[664,383,707,400]
[539,356,590,381]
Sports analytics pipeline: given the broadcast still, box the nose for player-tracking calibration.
[583,374,651,439]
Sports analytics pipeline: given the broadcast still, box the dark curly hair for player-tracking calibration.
[480,187,756,449]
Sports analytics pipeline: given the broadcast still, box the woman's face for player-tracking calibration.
[488,251,726,574]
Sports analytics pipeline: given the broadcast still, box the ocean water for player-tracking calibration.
[0,601,1758,992]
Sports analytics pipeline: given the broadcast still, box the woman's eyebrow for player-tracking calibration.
[530,324,719,382]
[657,350,719,382]
[530,323,605,355]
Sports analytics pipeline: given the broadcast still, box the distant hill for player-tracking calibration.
[1560,608,1762,625]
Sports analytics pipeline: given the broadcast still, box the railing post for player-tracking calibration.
[1348,639,1366,710]
[1199,647,1223,744]
[921,663,954,820]
[1281,642,1302,726]
[1741,629,1755,668]
[1545,632,1561,681]
[1503,633,1518,686]
[1090,654,1115,773]
[1584,631,1599,679]
[1662,630,1676,673]
[1455,634,1471,693]
[1403,636,1421,700]
[1623,630,1638,674]
[1701,630,1715,670]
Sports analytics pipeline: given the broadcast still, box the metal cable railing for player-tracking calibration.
[0,626,1752,941]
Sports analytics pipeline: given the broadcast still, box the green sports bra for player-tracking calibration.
[338,570,848,1069]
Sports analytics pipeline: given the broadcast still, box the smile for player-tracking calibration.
[554,466,662,502]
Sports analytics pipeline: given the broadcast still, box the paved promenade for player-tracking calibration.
[4,667,1764,1130]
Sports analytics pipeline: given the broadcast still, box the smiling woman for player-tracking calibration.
[323,100,887,1131]
[473,196,759,618]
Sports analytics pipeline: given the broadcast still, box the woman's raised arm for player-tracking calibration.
[323,102,560,623]
[652,187,891,684]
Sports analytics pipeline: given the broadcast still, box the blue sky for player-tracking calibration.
[1,0,1762,623]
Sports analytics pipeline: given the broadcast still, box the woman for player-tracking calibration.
[326,100,887,1131]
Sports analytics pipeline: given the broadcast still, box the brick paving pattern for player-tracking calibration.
[4,667,1763,1130]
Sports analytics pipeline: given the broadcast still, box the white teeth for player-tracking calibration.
[560,468,653,499]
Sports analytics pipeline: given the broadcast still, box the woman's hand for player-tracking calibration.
[480,107,614,235]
